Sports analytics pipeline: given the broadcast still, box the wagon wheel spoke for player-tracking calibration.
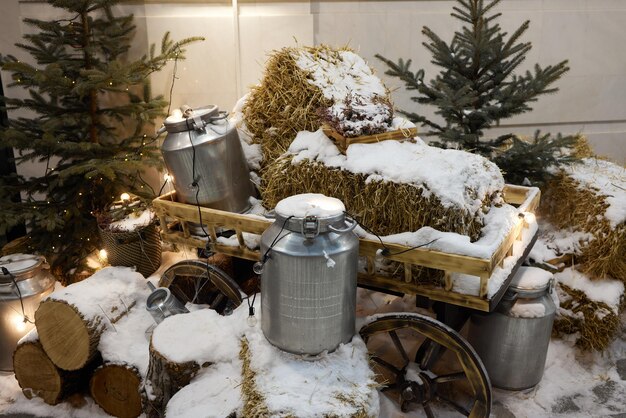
[423,403,436,418]
[435,371,466,383]
[436,394,471,416]
[159,259,244,315]
[389,330,410,365]
[370,355,402,375]
[359,313,491,418]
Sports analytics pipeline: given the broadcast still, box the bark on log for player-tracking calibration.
[90,364,143,418]
[13,336,101,405]
[144,341,202,418]
[34,267,145,370]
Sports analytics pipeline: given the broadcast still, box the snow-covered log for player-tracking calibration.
[145,306,248,417]
[35,267,148,371]
[90,301,154,418]
[13,329,101,405]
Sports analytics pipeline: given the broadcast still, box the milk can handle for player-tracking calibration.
[328,216,357,234]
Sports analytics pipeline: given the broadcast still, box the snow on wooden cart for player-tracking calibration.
[153,184,540,417]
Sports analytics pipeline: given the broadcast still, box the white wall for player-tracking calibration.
[2,0,626,165]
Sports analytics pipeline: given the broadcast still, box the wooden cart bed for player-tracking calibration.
[153,184,540,313]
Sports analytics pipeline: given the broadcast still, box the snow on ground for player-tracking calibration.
[1,251,624,417]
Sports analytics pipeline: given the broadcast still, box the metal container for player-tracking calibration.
[260,194,359,355]
[0,254,55,371]
[468,266,556,390]
[146,282,189,324]
[160,105,254,214]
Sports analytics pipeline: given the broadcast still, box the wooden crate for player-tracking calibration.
[153,184,540,312]
[322,125,418,153]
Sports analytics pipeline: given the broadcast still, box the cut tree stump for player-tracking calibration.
[90,364,143,418]
[35,267,146,370]
[144,341,201,417]
[13,333,101,405]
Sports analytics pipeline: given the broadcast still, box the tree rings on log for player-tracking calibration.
[90,364,143,418]
[35,300,100,370]
[13,340,99,405]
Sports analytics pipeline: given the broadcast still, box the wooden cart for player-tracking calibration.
[153,184,540,418]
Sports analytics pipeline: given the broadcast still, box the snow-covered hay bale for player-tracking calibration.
[552,268,624,351]
[264,129,504,238]
[242,45,392,167]
[239,330,379,418]
[542,158,626,283]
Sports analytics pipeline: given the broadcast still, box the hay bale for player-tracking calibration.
[542,158,626,283]
[242,45,391,167]
[263,130,503,238]
[239,331,379,418]
[553,283,622,351]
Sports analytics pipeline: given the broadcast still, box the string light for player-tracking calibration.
[98,249,108,264]
[120,192,131,201]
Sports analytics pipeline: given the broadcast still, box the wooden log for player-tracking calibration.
[144,307,249,417]
[144,341,200,418]
[90,364,143,418]
[35,267,147,370]
[90,294,154,418]
[13,331,101,405]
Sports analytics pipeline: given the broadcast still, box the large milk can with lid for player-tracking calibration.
[468,266,556,390]
[160,105,254,213]
[260,194,359,355]
[0,254,55,371]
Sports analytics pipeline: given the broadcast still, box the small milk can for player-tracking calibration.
[0,254,55,371]
[259,194,359,356]
[468,266,556,390]
[160,105,254,214]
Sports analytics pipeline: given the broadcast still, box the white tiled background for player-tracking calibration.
[2,0,625,171]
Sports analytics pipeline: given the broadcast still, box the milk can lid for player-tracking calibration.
[508,266,553,297]
[0,254,44,280]
[163,105,219,133]
[275,194,345,219]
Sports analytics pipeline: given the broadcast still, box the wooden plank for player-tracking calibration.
[321,125,418,153]
[154,193,272,234]
[358,239,491,278]
[357,274,490,312]
[489,218,524,273]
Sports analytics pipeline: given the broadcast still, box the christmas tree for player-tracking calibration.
[0,0,201,279]
[377,0,579,185]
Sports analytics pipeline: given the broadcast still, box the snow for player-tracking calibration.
[107,209,155,232]
[510,266,553,290]
[151,304,249,365]
[294,49,387,102]
[287,128,504,215]
[166,360,243,418]
[245,323,379,417]
[98,298,154,377]
[449,215,538,297]
[509,300,547,318]
[554,267,624,313]
[562,158,626,228]
[47,266,148,324]
[0,253,42,274]
[231,93,263,171]
[529,226,594,263]
[274,193,345,218]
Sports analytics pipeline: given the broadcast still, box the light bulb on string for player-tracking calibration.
[120,192,131,201]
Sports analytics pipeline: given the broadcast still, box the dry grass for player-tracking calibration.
[242,46,339,165]
[263,158,487,239]
[553,283,622,351]
[542,172,626,283]
[239,337,270,418]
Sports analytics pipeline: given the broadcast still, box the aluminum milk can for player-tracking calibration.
[468,266,556,390]
[0,254,55,371]
[160,105,254,213]
[260,194,359,355]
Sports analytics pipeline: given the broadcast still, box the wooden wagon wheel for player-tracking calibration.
[159,259,244,315]
[360,313,491,418]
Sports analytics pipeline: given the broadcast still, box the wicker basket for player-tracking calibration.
[98,221,162,277]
